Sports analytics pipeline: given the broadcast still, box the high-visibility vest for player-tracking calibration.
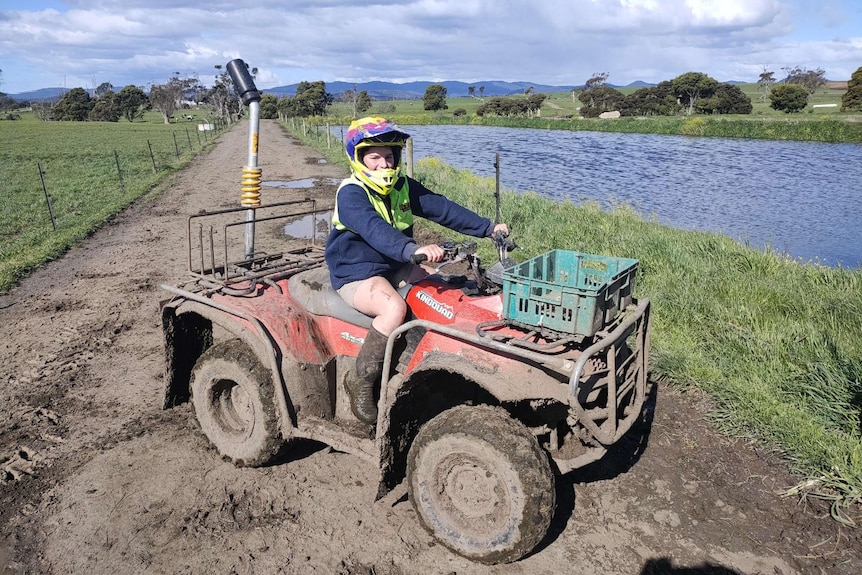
[332,174,413,233]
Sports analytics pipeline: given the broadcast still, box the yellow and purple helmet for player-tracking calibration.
[345,116,410,195]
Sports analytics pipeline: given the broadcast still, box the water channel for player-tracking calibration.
[357,124,861,268]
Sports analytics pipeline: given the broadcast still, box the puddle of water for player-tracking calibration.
[283,211,332,240]
[263,177,340,189]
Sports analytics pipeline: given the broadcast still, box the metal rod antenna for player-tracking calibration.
[226,58,262,261]
[494,152,502,224]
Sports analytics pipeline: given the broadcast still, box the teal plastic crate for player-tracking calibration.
[501,250,639,336]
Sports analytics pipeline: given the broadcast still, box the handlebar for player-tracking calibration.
[409,240,476,265]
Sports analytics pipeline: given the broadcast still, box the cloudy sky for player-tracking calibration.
[1,0,860,95]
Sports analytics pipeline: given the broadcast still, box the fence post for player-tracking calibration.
[326,123,331,149]
[37,162,57,231]
[147,140,157,172]
[114,150,126,194]
[186,128,192,150]
[173,132,180,160]
[405,138,414,178]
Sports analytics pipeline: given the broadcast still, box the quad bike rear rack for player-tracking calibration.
[183,199,328,295]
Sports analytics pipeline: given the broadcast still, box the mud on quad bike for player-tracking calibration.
[159,209,652,564]
[159,60,652,565]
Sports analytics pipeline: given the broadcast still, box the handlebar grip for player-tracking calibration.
[410,253,428,265]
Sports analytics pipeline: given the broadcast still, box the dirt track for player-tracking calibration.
[1,120,860,574]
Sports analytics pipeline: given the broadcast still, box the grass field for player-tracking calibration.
[0,111,220,292]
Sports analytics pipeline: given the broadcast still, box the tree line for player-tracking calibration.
[569,66,862,117]
[3,63,861,124]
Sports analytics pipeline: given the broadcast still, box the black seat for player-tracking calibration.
[288,267,412,329]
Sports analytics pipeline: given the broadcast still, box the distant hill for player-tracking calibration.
[263,80,577,100]
[12,78,768,104]
[7,87,66,102]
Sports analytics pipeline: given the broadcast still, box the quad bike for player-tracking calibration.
[159,60,651,565]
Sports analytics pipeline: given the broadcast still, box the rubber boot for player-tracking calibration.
[345,325,389,425]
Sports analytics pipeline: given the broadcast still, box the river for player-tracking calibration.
[381,124,861,268]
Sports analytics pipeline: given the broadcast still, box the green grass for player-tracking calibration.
[285,119,862,524]
[0,111,220,292]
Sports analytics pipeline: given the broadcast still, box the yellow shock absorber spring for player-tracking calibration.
[241,166,262,206]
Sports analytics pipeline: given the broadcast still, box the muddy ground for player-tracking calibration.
[1,120,860,575]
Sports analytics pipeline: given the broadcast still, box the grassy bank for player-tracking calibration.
[0,112,222,292]
[299,112,862,143]
[285,120,862,522]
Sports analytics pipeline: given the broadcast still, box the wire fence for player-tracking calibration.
[0,120,227,291]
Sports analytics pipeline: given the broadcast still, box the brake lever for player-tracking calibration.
[434,241,477,271]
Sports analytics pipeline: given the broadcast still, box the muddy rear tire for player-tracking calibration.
[407,405,555,564]
[190,339,285,467]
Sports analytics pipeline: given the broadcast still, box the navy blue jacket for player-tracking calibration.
[325,176,494,289]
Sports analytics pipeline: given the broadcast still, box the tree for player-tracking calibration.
[0,68,15,112]
[782,66,827,95]
[340,85,372,117]
[0,93,15,112]
[841,66,862,111]
[294,81,333,116]
[355,90,372,115]
[32,101,53,121]
[259,93,279,119]
[423,84,448,111]
[150,76,187,124]
[769,83,808,113]
[206,65,241,125]
[578,85,625,117]
[697,83,752,114]
[52,87,93,121]
[276,96,293,119]
[116,85,148,122]
[94,82,114,98]
[88,90,120,121]
[526,93,546,117]
[757,68,775,103]
[584,72,609,90]
[620,81,680,116]
[672,72,718,115]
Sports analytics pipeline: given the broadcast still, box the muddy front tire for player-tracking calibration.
[407,405,555,564]
[190,339,285,467]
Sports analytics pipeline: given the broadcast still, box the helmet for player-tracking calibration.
[345,117,410,195]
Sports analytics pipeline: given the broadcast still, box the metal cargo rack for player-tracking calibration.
[185,198,328,293]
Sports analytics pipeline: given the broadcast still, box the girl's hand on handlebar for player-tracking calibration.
[414,243,446,263]
[492,223,509,237]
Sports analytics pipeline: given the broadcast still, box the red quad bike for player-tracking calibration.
[159,60,652,565]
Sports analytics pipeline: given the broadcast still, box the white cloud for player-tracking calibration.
[0,0,860,94]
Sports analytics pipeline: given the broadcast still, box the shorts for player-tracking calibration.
[336,263,428,308]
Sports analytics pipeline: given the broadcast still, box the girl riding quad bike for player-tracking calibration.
[325,117,509,425]
[161,64,651,565]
